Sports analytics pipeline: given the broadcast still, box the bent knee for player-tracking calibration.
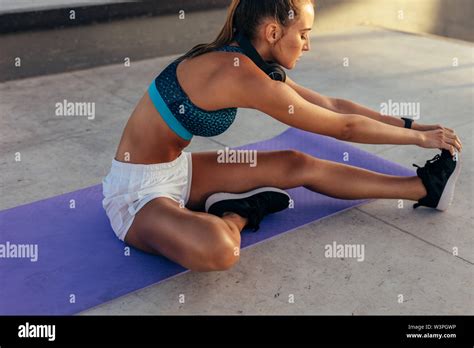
[191,227,241,272]
[211,241,240,271]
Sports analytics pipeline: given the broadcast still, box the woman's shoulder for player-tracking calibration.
[180,43,251,77]
[170,44,251,110]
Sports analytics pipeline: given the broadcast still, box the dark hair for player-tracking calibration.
[177,0,314,61]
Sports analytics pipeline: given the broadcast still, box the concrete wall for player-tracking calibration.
[315,0,474,42]
[1,0,472,82]
[0,8,231,82]
[0,0,230,33]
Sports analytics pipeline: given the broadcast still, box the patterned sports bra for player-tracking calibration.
[148,45,247,141]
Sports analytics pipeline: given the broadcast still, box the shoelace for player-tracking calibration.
[412,154,444,175]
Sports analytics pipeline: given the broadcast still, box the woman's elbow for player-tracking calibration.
[335,115,354,141]
[340,124,352,141]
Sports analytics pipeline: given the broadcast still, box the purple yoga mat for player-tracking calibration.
[0,128,414,315]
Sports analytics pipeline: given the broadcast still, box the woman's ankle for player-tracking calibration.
[412,176,428,201]
[222,212,248,230]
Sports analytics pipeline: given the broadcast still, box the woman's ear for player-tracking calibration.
[264,22,280,44]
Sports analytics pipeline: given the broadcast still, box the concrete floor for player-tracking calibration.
[0,26,472,315]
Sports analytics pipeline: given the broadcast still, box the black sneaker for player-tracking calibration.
[412,150,461,211]
[205,187,291,232]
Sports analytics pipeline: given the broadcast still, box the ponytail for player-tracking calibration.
[177,0,314,61]
[177,0,241,61]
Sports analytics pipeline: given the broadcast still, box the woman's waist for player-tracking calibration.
[116,124,190,164]
[112,150,188,171]
[114,141,189,166]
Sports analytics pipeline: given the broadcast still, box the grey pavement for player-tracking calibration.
[0,26,472,315]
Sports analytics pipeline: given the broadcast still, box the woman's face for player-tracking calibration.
[271,2,314,69]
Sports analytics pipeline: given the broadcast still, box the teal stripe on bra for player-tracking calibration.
[148,81,193,141]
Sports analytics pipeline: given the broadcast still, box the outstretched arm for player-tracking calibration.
[336,95,454,132]
[285,76,405,126]
[235,66,422,145]
[285,76,339,113]
[286,76,444,131]
[231,58,461,154]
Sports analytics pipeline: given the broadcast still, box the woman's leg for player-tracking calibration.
[125,197,247,272]
[187,150,427,210]
[124,151,425,272]
[300,158,427,201]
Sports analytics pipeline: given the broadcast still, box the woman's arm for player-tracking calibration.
[285,76,444,131]
[286,76,408,128]
[285,76,339,112]
[286,76,451,146]
[336,98,407,128]
[344,114,421,145]
[233,61,422,145]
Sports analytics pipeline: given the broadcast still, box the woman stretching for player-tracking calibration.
[102,0,462,272]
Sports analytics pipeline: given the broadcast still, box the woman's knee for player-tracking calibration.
[129,203,240,272]
[190,219,241,272]
[282,150,317,181]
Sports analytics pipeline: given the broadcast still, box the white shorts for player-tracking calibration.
[101,151,193,241]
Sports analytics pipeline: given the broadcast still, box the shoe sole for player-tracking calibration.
[205,187,290,213]
[436,152,462,211]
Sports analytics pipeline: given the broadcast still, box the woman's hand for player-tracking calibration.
[418,127,463,156]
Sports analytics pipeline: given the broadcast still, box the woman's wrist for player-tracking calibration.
[413,129,425,146]
[400,117,414,129]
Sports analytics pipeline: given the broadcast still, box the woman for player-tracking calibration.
[102,0,462,272]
